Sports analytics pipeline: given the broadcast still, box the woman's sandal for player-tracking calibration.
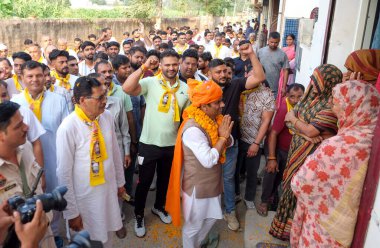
[256,202,268,217]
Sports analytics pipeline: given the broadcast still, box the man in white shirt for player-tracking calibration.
[56,77,126,247]
[78,41,96,76]
[49,49,79,92]
[209,34,231,59]
[57,38,79,60]
[166,80,233,247]
[201,31,215,52]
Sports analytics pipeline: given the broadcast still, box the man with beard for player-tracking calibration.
[56,77,125,247]
[78,41,96,76]
[122,39,133,57]
[42,63,73,112]
[123,50,190,238]
[5,52,32,96]
[207,44,265,231]
[12,61,69,243]
[197,52,212,80]
[106,41,120,60]
[178,49,206,83]
[49,49,79,92]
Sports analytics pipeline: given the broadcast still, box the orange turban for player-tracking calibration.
[188,79,223,107]
[344,49,380,81]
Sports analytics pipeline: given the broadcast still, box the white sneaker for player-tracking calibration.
[244,199,256,209]
[151,207,172,224]
[134,215,146,238]
[223,211,240,231]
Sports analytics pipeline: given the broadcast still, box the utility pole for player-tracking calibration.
[156,0,162,30]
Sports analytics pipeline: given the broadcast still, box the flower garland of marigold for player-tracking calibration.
[184,105,226,163]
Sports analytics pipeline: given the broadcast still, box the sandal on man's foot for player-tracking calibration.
[256,202,268,217]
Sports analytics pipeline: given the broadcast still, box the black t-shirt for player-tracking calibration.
[233,57,252,78]
[221,77,247,139]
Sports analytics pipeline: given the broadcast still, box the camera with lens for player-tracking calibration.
[7,186,68,224]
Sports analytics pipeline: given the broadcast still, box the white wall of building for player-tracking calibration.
[326,0,373,70]
[294,0,377,87]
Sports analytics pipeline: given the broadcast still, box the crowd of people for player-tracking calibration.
[0,18,380,248]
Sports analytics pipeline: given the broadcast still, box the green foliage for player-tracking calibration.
[90,0,107,5]
[123,0,156,18]
[198,0,233,16]
[0,0,13,17]
[12,0,71,18]
[62,7,128,19]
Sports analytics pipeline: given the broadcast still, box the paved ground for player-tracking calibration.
[106,155,290,247]
[111,172,246,248]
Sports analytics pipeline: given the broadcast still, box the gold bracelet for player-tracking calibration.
[218,136,228,142]
[267,156,277,160]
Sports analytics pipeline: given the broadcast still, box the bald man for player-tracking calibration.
[57,38,79,60]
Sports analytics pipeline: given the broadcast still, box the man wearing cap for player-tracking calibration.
[166,79,233,247]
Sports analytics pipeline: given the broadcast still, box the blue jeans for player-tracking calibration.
[223,140,238,213]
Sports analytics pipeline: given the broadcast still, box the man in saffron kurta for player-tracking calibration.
[56,77,126,247]
[166,79,234,247]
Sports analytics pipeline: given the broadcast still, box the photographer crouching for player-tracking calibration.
[0,101,56,247]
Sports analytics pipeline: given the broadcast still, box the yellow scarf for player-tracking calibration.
[286,97,295,134]
[37,56,44,63]
[50,70,71,91]
[175,44,189,55]
[153,68,162,76]
[239,86,260,117]
[157,73,181,122]
[24,89,44,121]
[74,105,107,187]
[214,44,223,58]
[48,84,55,92]
[107,82,114,96]
[13,74,24,92]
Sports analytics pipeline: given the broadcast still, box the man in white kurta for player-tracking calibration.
[56,77,126,247]
[166,80,233,248]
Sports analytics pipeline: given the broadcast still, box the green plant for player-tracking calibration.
[0,0,14,17]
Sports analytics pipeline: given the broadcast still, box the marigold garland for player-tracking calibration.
[184,105,226,163]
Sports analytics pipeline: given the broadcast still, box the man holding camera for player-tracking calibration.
[0,101,55,247]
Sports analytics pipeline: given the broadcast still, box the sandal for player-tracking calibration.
[256,202,268,217]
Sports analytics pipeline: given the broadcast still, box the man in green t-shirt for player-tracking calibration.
[123,49,190,238]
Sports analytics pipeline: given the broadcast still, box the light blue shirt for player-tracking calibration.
[12,91,69,193]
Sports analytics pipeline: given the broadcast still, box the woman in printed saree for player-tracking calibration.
[269,64,343,240]
[290,80,380,247]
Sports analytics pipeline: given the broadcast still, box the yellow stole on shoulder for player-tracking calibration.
[286,97,295,134]
[37,56,44,63]
[13,74,24,92]
[74,105,107,186]
[107,82,114,96]
[157,73,181,122]
[24,89,44,121]
[214,44,223,58]
[50,70,71,91]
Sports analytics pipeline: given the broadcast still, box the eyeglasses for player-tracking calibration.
[86,93,107,102]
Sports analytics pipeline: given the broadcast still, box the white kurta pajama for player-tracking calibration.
[56,110,125,244]
[181,127,226,248]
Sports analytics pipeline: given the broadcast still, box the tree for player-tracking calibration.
[196,0,232,16]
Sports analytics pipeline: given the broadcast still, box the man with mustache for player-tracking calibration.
[178,49,207,83]
[207,43,265,231]
[78,41,96,76]
[5,52,32,96]
[56,77,126,247]
[49,49,79,93]
[123,49,190,238]
[11,60,69,244]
